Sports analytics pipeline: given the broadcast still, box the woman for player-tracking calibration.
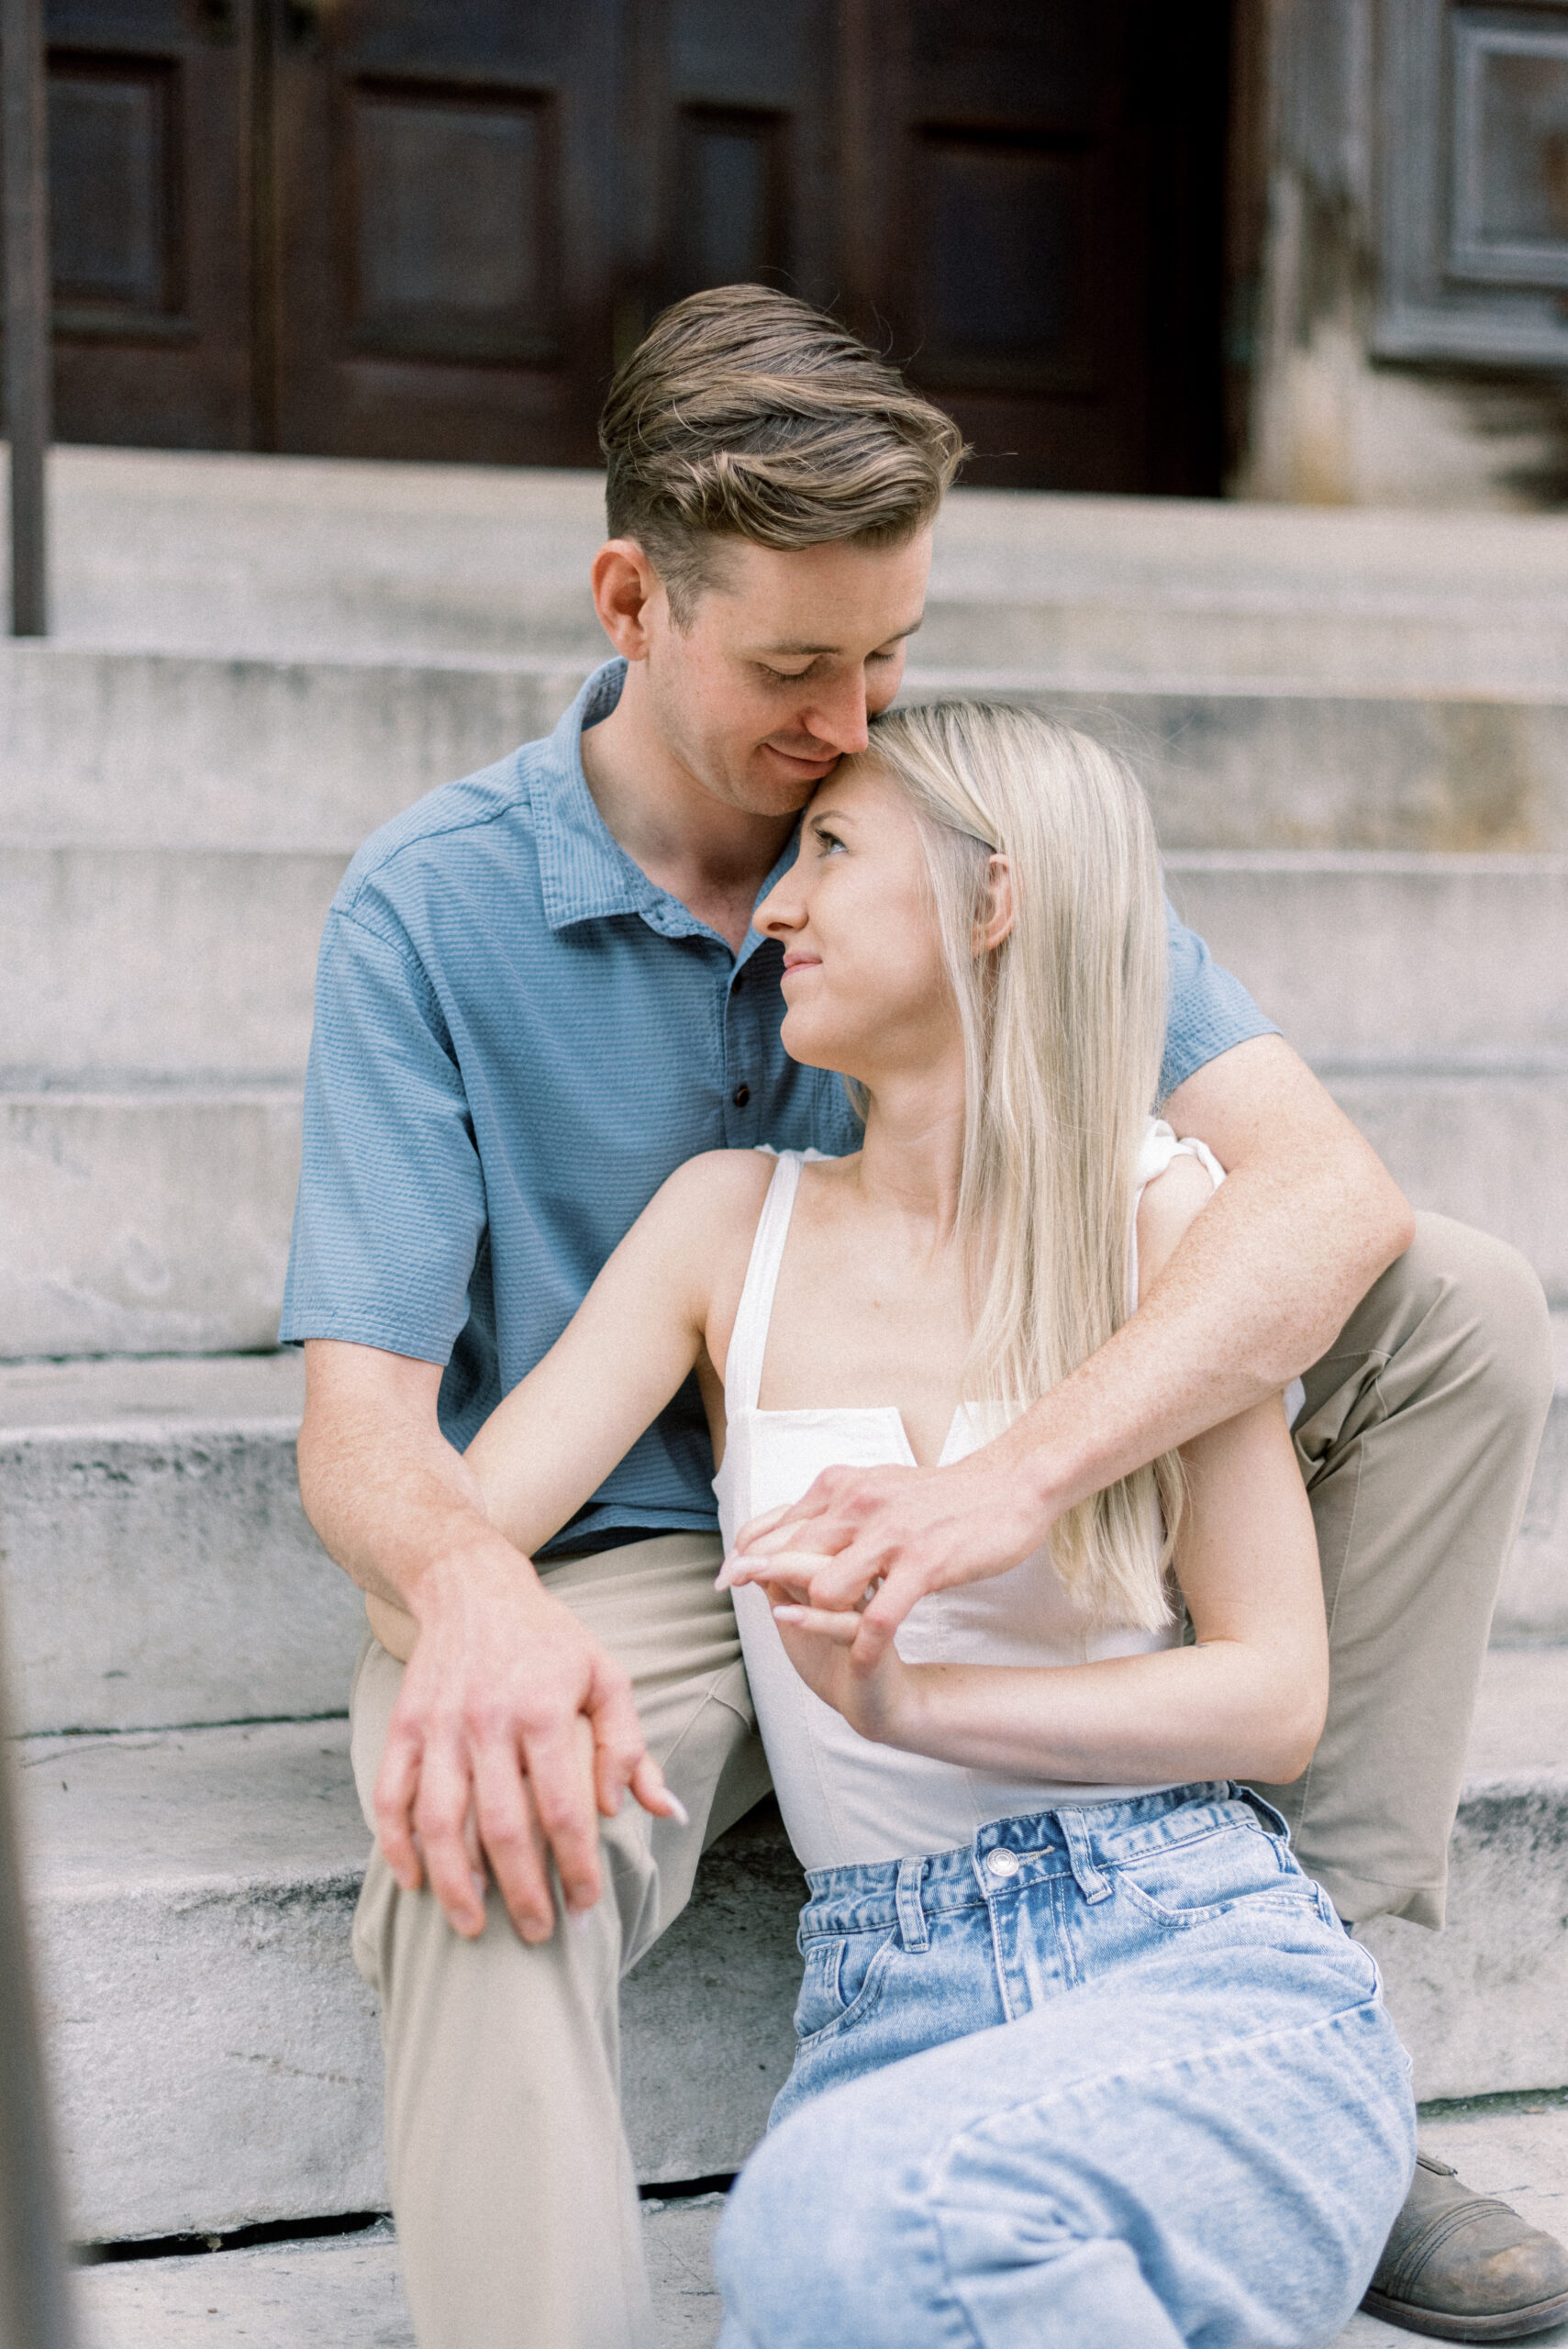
[466,702,1415,2348]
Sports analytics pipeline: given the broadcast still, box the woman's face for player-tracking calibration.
[755,761,959,1085]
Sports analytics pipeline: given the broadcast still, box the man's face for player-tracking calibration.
[638,529,933,818]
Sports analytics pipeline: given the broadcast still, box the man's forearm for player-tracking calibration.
[1006,1130,1411,1520]
[296,1348,539,1622]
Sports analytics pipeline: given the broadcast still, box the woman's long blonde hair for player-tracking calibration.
[854,701,1181,1631]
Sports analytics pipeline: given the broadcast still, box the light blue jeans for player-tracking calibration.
[715,1784,1416,2349]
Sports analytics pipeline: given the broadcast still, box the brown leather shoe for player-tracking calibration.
[1362,2151,1568,2341]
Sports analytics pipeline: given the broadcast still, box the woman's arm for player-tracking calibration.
[771,1147,1329,1787]
[464,1149,768,1553]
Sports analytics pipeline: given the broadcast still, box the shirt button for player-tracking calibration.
[984,1848,1019,1880]
[732,1085,751,1107]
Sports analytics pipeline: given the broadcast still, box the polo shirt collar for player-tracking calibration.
[528,657,799,954]
[530,660,669,933]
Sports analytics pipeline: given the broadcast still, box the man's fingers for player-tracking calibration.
[411,1739,489,1937]
[584,1662,650,1820]
[472,1742,555,1943]
[373,1720,426,1893]
[520,1713,604,1916]
[629,1754,689,1826]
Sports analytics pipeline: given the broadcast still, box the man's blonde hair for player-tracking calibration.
[850,701,1182,1632]
[599,285,966,617]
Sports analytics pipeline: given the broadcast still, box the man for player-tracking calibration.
[286,286,1560,2348]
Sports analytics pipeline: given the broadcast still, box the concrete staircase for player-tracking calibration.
[1,451,1565,2332]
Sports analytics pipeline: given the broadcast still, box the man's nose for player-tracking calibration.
[800,671,870,756]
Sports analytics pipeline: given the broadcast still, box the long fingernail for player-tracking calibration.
[662,1792,691,1828]
[570,1907,595,1932]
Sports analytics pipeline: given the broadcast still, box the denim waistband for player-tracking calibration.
[797,1782,1291,1943]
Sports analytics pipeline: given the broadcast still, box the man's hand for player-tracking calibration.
[722,1443,1051,1670]
[374,1548,682,1942]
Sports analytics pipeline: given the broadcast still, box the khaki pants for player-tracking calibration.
[349,1211,1553,2349]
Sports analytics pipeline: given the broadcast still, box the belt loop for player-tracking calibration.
[895,1855,929,1952]
[1060,1810,1111,1904]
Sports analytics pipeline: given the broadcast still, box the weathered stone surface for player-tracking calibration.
[0,1353,358,1735]
[73,2201,735,2349]
[71,2110,1568,2349]
[0,643,575,851]
[1162,852,1568,1065]
[0,846,347,1077]
[5,1063,1562,1359]
[1322,1070,1568,1306]
[0,1085,300,1356]
[8,844,1565,1080]
[21,1720,383,2243]
[1,1338,1557,1743]
[31,443,1568,701]
[16,1654,1566,2244]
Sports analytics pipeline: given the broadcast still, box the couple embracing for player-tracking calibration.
[284,288,1562,2347]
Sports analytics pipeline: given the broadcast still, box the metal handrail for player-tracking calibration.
[0,1658,76,2349]
[2,0,50,635]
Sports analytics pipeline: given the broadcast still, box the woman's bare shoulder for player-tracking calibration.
[1135,1144,1220,1304]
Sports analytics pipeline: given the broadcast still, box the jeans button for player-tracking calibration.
[985,1848,1019,1880]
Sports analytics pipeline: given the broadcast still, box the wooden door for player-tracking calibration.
[835,0,1229,492]
[29,0,1229,488]
[262,0,621,463]
[40,0,254,449]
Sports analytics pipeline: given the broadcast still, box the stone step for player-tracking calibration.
[17,1651,1568,2245]
[1,1331,1561,1744]
[9,638,1568,855]
[67,2106,1568,2349]
[0,1082,301,1357]
[73,2202,731,2349]
[30,444,1568,700]
[6,846,1565,1082]
[19,1724,803,2243]
[0,1353,363,1736]
[3,1062,1562,1364]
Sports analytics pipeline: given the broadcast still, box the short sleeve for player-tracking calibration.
[1161,900,1279,1101]
[279,907,486,1361]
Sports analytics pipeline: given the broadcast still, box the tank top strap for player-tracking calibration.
[724,1150,808,1418]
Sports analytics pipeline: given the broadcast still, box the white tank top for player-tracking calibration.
[713,1120,1225,1873]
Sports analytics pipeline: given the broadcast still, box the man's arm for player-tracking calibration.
[298,1341,668,1945]
[726,1037,1414,1659]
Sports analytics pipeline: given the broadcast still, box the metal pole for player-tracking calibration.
[0,1637,77,2349]
[2,0,50,636]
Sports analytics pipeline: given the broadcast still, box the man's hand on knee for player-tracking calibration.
[373,1552,677,1942]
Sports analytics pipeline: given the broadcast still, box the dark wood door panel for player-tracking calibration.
[28,0,1227,488]
[266,0,621,463]
[843,0,1227,492]
[40,0,253,448]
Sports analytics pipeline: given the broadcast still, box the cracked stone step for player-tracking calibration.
[70,2107,1568,2348]
[18,1722,804,2243]
[0,1330,1561,1742]
[15,1652,1568,2245]
[6,847,1564,1080]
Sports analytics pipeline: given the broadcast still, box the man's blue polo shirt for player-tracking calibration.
[281,659,1275,1553]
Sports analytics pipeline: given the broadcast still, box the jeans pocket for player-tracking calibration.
[1113,1819,1306,1927]
[793,1926,898,2043]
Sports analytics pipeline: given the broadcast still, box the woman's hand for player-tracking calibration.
[766,1575,915,1747]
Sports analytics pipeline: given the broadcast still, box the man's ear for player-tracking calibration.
[590,539,666,660]
[975,854,1015,955]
